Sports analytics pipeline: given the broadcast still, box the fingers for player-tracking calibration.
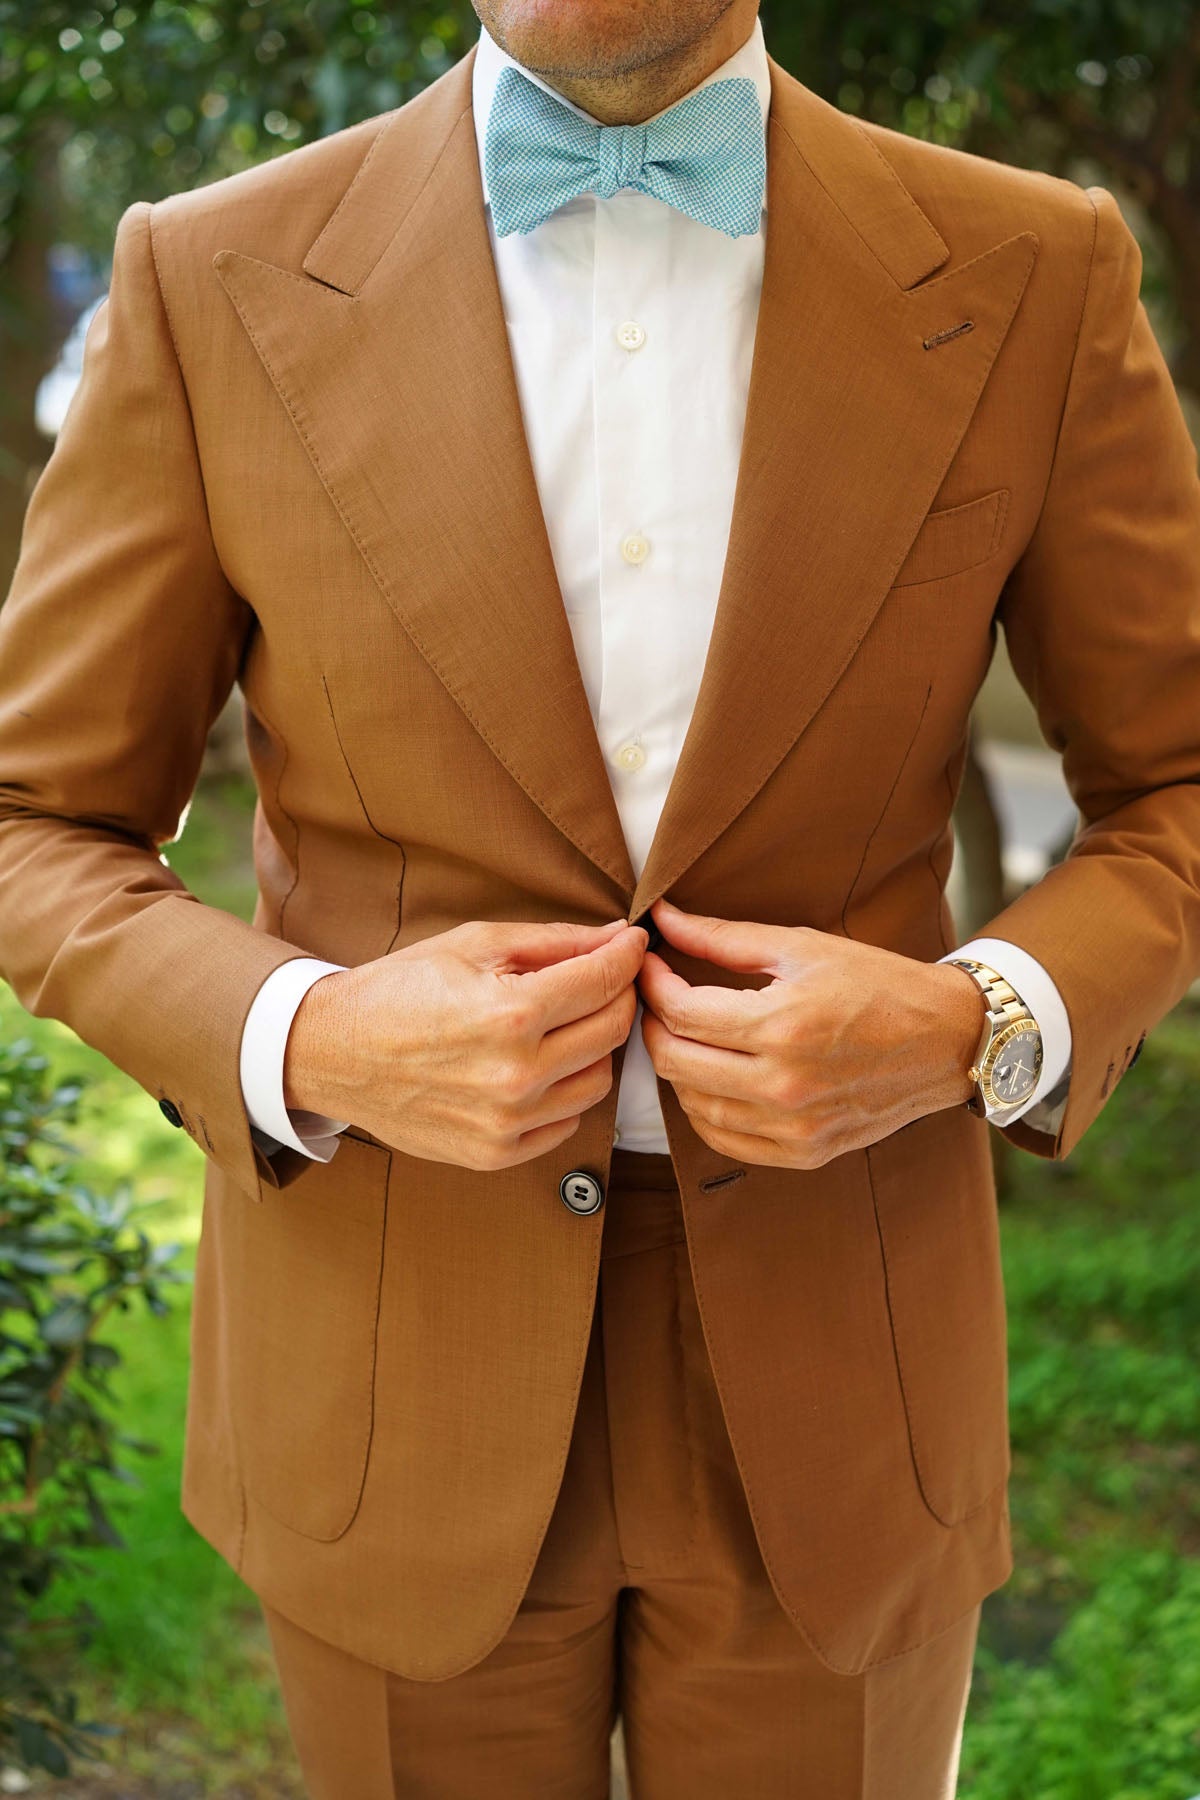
[463,917,629,973]
[509,1114,585,1165]
[682,1117,790,1167]
[464,1054,610,1171]
[536,983,637,1085]
[639,1006,761,1098]
[636,950,766,1049]
[534,1054,616,1125]
[650,899,796,976]
[518,924,648,1033]
[491,1048,618,1155]
[672,1083,785,1138]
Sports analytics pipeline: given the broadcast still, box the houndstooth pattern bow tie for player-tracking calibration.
[484,64,766,240]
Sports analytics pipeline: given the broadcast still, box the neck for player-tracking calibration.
[524,3,760,127]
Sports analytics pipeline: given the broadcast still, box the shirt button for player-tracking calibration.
[620,533,650,565]
[612,740,646,773]
[616,319,646,351]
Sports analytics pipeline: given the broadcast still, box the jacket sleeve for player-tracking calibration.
[0,199,319,1199]
[972,183,1200,1160]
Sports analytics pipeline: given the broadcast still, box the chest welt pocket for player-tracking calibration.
[892,488,1010,588]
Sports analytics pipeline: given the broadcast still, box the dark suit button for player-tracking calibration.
[559,1170,604,1216]
[158,1098,183,1128]
[632,913,663,953]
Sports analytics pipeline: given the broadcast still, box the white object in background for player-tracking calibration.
[34,294,106,440]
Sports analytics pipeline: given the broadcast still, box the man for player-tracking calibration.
[1,0,1198,1791]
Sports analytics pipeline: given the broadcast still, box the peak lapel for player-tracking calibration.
[629,58,1038,919]
[213,46,638,902]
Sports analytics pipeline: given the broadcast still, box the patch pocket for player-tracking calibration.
[228,1130,391,1540]
[892,488,1010,588]
[866,1104,1011,1524]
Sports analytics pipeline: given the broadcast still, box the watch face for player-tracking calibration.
[986,1025,1043,1107]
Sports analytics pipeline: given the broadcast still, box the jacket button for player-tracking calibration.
[631,913,663,953]
[158,1098,183,1128]
[559,1170,604,1216]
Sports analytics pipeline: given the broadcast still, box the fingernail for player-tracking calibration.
[604,918,629,929]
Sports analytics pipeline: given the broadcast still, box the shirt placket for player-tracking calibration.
[593,192,676,883]
[592,192,682,1148]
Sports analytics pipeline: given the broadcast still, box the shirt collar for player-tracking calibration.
[471,12,771,219]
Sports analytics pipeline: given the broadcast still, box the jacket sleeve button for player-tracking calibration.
[158,1098,184,1128]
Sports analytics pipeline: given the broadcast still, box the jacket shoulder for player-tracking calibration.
[856,116,1099,264]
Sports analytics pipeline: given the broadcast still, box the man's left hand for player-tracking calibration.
[636,898,986,1169]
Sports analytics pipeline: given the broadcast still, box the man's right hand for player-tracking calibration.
[281,919,647,1171]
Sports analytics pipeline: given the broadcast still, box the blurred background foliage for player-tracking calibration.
[0,2,1198,1793]
[1,0,1198,314]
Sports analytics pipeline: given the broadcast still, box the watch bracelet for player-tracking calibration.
[948,958,1040,1117]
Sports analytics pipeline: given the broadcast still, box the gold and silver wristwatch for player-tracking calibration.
[947,958,1044,1119]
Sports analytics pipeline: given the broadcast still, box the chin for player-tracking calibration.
[480,0,715,79]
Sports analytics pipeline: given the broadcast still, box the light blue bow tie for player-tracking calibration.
[484,64,766,240]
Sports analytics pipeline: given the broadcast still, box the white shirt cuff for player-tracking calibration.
[240,958,351,1162]
[938,936,1072,1128]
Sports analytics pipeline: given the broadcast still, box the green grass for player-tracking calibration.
[35,1287,297,1773]
[3,773,1199,1794]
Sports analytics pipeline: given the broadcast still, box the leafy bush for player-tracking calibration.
[0,1037,184,1775]
[962,1552,1200,1800]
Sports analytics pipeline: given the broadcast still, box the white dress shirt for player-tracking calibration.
[240,16,1072,1163]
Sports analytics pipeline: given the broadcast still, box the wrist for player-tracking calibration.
[282,970,349,1117]
[931,961,987,1101]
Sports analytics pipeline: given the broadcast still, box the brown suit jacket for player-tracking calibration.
[1,42,1199,1681]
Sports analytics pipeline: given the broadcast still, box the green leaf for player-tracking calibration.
[12,1712,70,1775]
[40,1299,91,1347]
[83,1488,126,1551]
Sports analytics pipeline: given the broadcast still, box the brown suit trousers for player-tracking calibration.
[261,1150,981,1800]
